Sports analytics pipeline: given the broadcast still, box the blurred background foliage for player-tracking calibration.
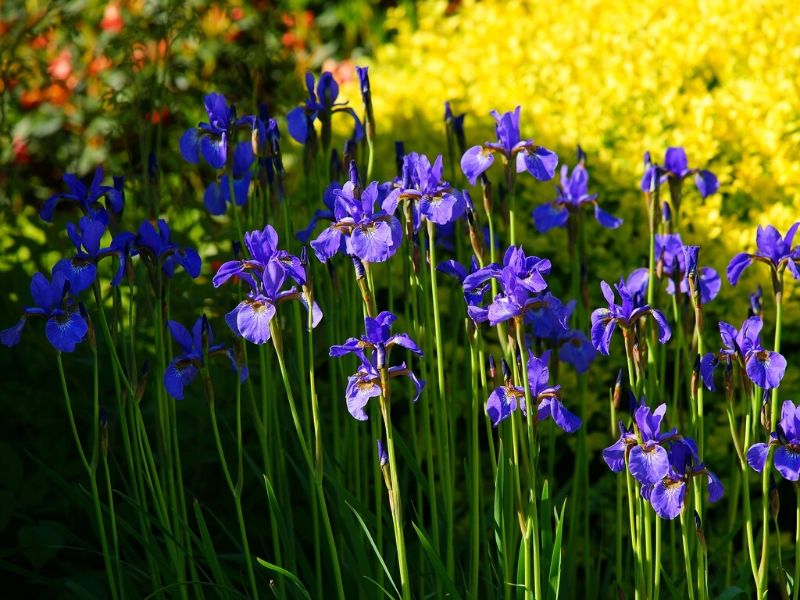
[1,0,800,593]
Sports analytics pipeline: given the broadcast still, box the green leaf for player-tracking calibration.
[17,521,65,570]
[346,501,400,598]
[192,499,231,592]
[546,500,566,600]
[413,521,462,600]
[256,558,310,600]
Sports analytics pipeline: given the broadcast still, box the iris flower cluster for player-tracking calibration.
[700,317,786,391]
[727,223,800,288]
[486,350,581,433]
[164,316,247,400]
[287,72,363,145]
[330,311,424,421]
[214,225,320,345]
[532,148,622,233]
[40,167,124,222]
[180,93,265,215]
[652,234,721,303]
[395,152,467,231]
[310,166,403,264]
[460,106,558,185]
[641,147,718,200]
[590,278,671,355]
[748,400,800,481]
[603,400,723,519]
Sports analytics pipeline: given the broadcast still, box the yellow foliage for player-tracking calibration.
[340,0,800,323]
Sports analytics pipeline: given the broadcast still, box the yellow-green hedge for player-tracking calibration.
[340,0,800,328]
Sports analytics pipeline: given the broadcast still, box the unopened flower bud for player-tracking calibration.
[770,474,780,519]
[480,174,493,215]
[691,354,700,399]
[488,355,496,380]
[377,439,388,467]
[501,358,512,384]
[612,369,623,410]
[394,141,406,178]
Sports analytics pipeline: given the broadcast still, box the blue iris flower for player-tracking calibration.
[1,271,88,352]
[40,167,124,222]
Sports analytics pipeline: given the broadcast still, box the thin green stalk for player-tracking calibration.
[469,336,481,598]
[793,486,800,600]
[654,514,662,600]
[57,353,119,600]
[271,324,345,600]
[680,512,696,600]
[378,366,412,600]
[426,219,454,578]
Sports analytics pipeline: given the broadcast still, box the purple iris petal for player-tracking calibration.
[486,386,519,427]
[744,349,786,389]
[200,134,227,170]
[164,359,199,400]
[45,310,88,352]
[348,220,397,263]
[699,353,718,391]
[460,146,494,185]
[650,479,686,520]
[345,374,381,421]
[179,128,201,164]
[664,147,689,176]
[532,203,569,233]
[706,470,724,502]
[518,146,558,180]
[774,445,800,481]
[0,320,26,347]
[629,443,670,485]
[233,300,276,345]
[746,443,770,473]
[780,400,800,439]
[537,397,581,433]
[694,170,718,198]
[594,204,623,229]
[727,253,754,286]
[602,438,628,472]
[52,258,97,295]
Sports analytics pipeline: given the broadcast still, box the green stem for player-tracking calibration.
[680,513,696,600]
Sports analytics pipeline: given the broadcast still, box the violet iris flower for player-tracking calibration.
[486,350,581,432]
[164,316,248,400]
[437,257,490,324]
[396,152,467,230]
[214,226,318,345]
[203,142,254,215]
[40,167,124,222]
[180,93,259,170]
[330,312,424,421]
[590,279,671,355]
[603,400,722,519]
[727,223,800,287]
[532,152,622,232]
[286,72,364,144]
[310,172,403,264]
[748,400,800,481]
[700,317,786,391]
[52,213,129,293]
[132,219,202,280]
[460,106,558,185]
[653,234,721,303]
[640,147,718,199]
[297,183,340,243]
[1,271,88,352]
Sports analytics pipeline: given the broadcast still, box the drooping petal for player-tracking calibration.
[310,226,344,263]
[746,443,770,473]
[386,333,423,355]
[650,479,686,520]
[745,350,786,390]
[345,374,381,421]
[204,181,227,215]
[649,309,672,344]
[349,220,396,263]
[235,301,276,345]
[694,169,718,198]
[706,470,724,502]
[179,128,201,164]
[286,107,309,144]
[629,444,670,485]
[773,445,800,481]
[164,358,199,400]
[537,397,581,433]
[200,132,227,169]
[699,353,718,391]
[727,253,754,286]
[590,310,616,356]
[602,437,627,473]
[532,203,569,233]
[52,258,97,294]
[486,386,518,427]
[519,146,558,181]
[594,204,623,229]
[45,311,88,352]
[0,320,25,347]
[460,146,494,185]
[437,259,467,282]
[487,297,521,326]
[664,147,689,176]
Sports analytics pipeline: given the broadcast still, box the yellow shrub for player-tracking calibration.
[341,0,800,326]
